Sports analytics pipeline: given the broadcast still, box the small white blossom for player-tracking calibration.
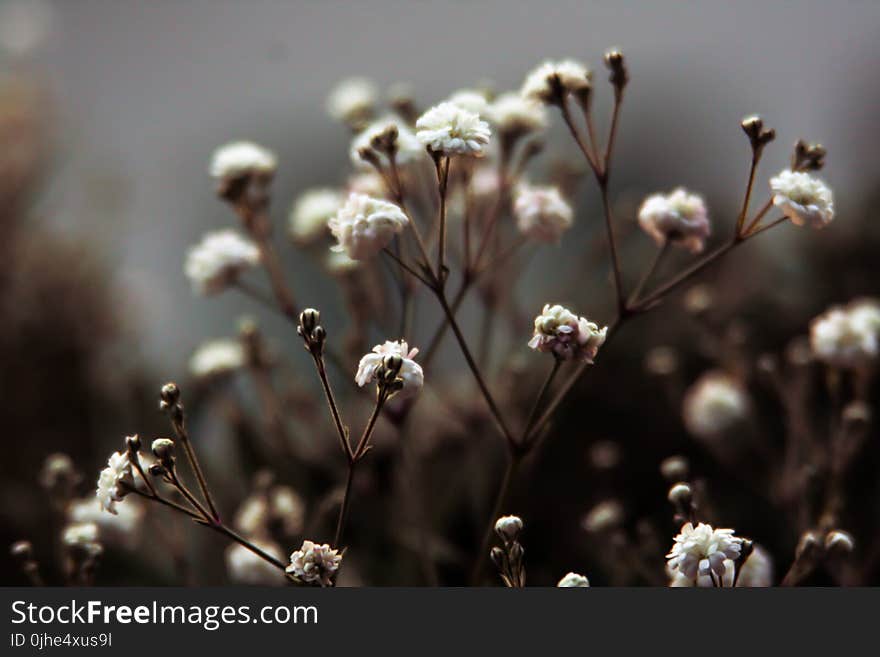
[528,304,607,362]
[226,540,287,585]
[350,115,426,169]
[62,521,99,548]
[286,540,342,587]
[96,450,133,515]
[810,299,880,369]
[494,515,524,543]
[682,371,750,439]
[326,77,377,127]
[184,230,261,295]
[415,102,491,156]
[487,92,547,136]
[189,339,246,379]
[288,188,342,245]
[667,522,742,583]
[355,340,424,398]
[582,500,623,533]
[521,59,591,103]
[557,572,590,587]
[209,141,277,181]
[329,193,408,260]
[638,188,710,253]
[669,543,773,587]
[514,183,573,243]
[770,169,834,228]
[446,89,490,116]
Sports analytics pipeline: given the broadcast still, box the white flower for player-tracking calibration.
[557,572,590,587]
[446,89,490,115]
[521,59,591,103]
[288,188,342,245]
[226,540,287,586]
[582,500,623,533]
[682,371,750,439]
[350,116,425,169]
[770,169,834,228]
[235,486,306,539]
[810,300,880,368]
[669,544,773,587]
[355,340,424,398]
[96,450,133,515]
[415,102,491,156]
[528,304,607,362]
[326,77,378,126]
[638,188,710,253]
[667,522,742,583]
[329,193,408,260]
[494,515,524,543]
[209,141,277,181]
[487,92,547,136]
[286,540,342,587]
[514,183,573,243]
[189,339,246,379]
[68,497,144,548]
[62,522,99,547]
[184,230,261,295]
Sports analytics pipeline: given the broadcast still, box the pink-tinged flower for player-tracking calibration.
[356,340,424,397]
[528,304,606,362]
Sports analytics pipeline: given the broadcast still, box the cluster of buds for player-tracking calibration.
[740,115,776,158]
[792,139,826,171]
[158,382,185,433]
[297,308,327,357]
[373,353,405,398]
[603,48,629,97]
[490,515,526,588]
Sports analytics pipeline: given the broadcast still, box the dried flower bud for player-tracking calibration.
[825,530,854,554]
[741,115,775,153]
[299,308,320,335]
[125,434,141,454]
[494,515,523,544]
[644,346,678,376]
[151,439,175,467]
[490,546,507,570]
[160,382,180,407]
[667,482,693,507]
[604,48,628,92]
[795,531,823,562]
[793,139,826,171]
[659,456,689,482]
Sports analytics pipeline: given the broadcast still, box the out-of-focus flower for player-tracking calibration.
[68,497,144,548]
[514,183,573,243]
[494,515,524,543]
[209,141,277,182]
[96,451,133,515]
[326,77,377,127]
[346,171,388,198]
[324,251,361,276]
[189,339,246,379]
[557,572,590,587]
[226,541,287,585]
[582,500,623,533]
[446,89,490,116]
[659,456,689,482]
[415,102,491,156]
[667,522,742,583]
[809,299,880,369]
[286,540,342,587]
[288,188,342,245]
[638,188,710,253]
[770,169,834,228]
[329,193,408,260]
[185,230,261,295]
[528,304,607,362]
[356,340,424,397]
[682,371,750,439]
[825,530,855,554]
[521,59,591,103]
[487,92,547,137]
[350,116,425,169]
[62,522,101,555]
[235,485,306,538]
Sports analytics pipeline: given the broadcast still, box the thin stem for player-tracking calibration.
[167,468,214,522]
[470,452,522,585]
[334,464,356,548]
[253,229,299,321]
[628,240,670,306]
[559,100,601,176]
[521,357,562,444]
[382,248,433,288]
[603,89,624,171]
[311,352,352,461]
[123,484,203,520]
[172,426,220,522]
[742,197,774,235]
[436,156,451,282]
[208,522,288,571]
[736,152,761,235]
[598,179,626,315]
[421,279,469,369]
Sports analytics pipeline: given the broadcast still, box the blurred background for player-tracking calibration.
[2,0,879,585]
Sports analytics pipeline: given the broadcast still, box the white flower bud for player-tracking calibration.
[494,515,524,543]
[184,230,261,295]
[557,572,590,587]
[288,188,341,245]
[415,102,491,156]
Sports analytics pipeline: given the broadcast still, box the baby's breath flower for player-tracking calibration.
[682,371,750,439]
[446,88,490,116]
[487,92,547,137]
[770,169,834,228]
[286,540,342,587]
[226,540,287,585]
[521,59,591,103]
[184,230,261,295]
[669,543,772,587]
[326,77,377,127]
[514,183,573,243]
[350,116,425,169]
[189,339,246,379]
[557,572,590,587]
[62,522,101,556]
[288,188,342,245]
[356,340,424,398]
[638,188,710,253]
[415,102,491,156]
[582,499,623,533]
[667,522,742,583]
[810,299,880,369]
[96,450,133,515]
[328,193,409,260]
[209,141,277,182]
[528,304,607,362]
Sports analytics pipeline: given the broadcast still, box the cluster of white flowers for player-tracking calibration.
[209,141,277,182]
[521,59,591,103]
[226,541,287,585]
[350,115,425,169]
[96,450,133,514]
[356,340,424,398]
[682,371,750,439]
[189,338,246,379]
[286,540,342,587]
[326,77,377,127]
[809,299,880,369]
[528,304,607,362]
[557,572,590,587]
[669,543,773,587]
[288,188,341,245]
[415,102,491,156]
[513,183,573,243]
[638,188,710,253]
[666,522,742,583]
[770,169,834,228]
[446,88,490,116]
[486,92,547,136]
[185,230,261,295]
[329,193,409,260]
